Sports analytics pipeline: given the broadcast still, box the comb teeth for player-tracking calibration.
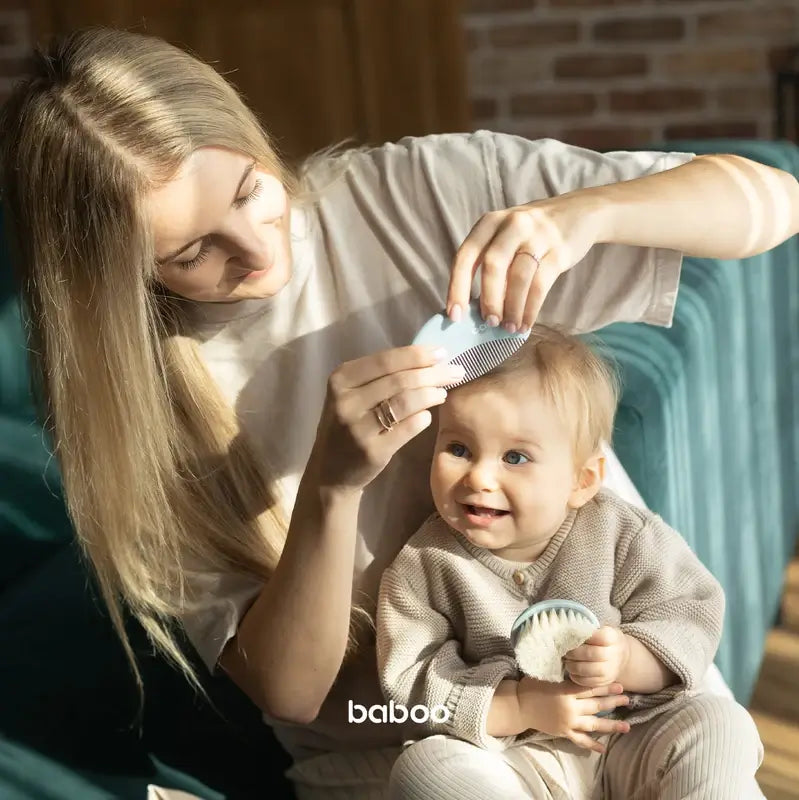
[445,337,527,389]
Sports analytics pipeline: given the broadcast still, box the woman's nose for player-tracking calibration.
[229,220,273,272]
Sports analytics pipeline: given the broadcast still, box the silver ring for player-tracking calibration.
[517,250,541,269]
[374,399,397,433]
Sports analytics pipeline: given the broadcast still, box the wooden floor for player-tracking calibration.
[749,557,799,799]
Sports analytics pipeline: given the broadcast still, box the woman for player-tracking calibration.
[1,26,795,799]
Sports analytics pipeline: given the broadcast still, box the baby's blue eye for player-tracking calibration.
[504,450,529,465]
[447,443,468,458]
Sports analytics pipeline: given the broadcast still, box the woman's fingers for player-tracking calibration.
[476,215,533,324]
[501,250,540,331]
[351,386,449,443]
[521,261,560,331]
[447,213,501,320]
[330,344,447,393]
[337,362,464,423]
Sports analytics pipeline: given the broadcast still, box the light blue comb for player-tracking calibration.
[412,299,529,389]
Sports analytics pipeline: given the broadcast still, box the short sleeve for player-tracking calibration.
[180,566,264,674]
[488,133,695,332]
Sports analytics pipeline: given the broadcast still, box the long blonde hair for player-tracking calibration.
[0,27,335,697]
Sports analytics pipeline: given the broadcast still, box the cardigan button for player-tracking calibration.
[512,570,526,585]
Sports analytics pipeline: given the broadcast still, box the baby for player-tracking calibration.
[376,325,763,800]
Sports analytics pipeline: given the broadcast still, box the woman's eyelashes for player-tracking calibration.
[178,239,211,271]
[174,179,265,271]
[234,178,263,208]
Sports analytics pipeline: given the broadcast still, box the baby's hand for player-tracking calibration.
[563,626,630,688]
[517,677,631,753]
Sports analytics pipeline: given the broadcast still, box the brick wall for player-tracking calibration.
[0,3,30,107]
[2,2,798,147]
[465,0,799,149]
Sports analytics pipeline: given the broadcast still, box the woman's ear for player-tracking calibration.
[568,453,605,508]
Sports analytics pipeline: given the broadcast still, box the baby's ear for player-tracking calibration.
[568,453,605,508]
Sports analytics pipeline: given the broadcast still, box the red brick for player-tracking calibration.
[471,97,499,119]
[609,88,705,112]
[561,126,656,151]
[664,120,759,139]
[511,91,597,116]
[593,17,685,42]
[488,22,580,48]
[715,86,771,113]
[697,7,797,38]
[660,48,763,77]
[555,53,648,79]
[467,0,537,12]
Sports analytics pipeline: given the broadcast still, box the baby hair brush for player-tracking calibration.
[510,600,600,683]
[412,299,529,388]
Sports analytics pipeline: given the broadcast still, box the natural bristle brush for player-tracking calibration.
[510,600,600,682]
[412,299,529,388]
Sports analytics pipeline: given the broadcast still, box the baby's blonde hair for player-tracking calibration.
[466,325,620,463]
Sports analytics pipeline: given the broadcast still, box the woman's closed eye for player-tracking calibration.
[177,239,212,271]
[234,177,263,208]
[503,450,530,465]
[173,179,266,271]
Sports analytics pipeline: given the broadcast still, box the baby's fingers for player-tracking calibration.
[567,731,608,754]
[581,693,631,715]
[574,683,624,700]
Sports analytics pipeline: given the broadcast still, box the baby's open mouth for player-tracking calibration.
[464,504,509,518]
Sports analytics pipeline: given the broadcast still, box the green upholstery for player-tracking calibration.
[1,139,798,797]
[593,139,799,702]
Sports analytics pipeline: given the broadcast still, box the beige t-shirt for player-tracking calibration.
[180,132,693,761]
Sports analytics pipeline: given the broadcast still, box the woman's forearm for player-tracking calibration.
[616,633,678,694]
[590,153,799,259]
[220,481,362,723]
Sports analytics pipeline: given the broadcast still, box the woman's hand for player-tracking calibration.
[307,345,465,492]
[447,192,605,333]
[563,626,631,689]
[517,676,631,753]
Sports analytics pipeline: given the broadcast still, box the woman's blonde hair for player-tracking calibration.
[0,27,361,698]
[468,325,620,463]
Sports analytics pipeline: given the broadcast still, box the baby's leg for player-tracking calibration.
[388,735,553,800]
[601,694,764,800]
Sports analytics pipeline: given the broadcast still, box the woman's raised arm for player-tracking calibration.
[447,153,799,333]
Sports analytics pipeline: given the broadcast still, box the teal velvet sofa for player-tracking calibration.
[1,139,798,798]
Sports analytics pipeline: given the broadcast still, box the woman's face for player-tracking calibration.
[149,147,292,303]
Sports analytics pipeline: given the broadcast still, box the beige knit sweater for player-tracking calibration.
[376,489,724,751]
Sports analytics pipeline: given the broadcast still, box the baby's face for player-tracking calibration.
[430,372,581,561]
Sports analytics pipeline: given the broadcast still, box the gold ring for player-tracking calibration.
[517,250,541,268]
[374,399,397,433]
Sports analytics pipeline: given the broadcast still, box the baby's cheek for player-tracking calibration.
[258,173,287,220]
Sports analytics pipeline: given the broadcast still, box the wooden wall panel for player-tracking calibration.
[29,0,469,163]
